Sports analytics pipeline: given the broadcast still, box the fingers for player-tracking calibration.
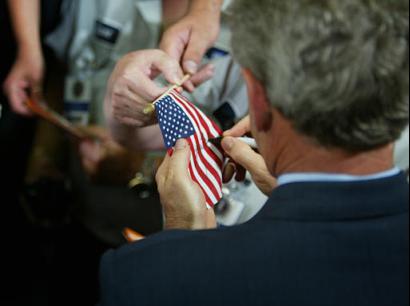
[155,139,210,230]
[180,64,215,93]
[126,50,186,101]
[235,165,247,182]
[112,95,151,126]
[151,51,185,86]
[222,136,277,195]
[156,153,170,188]
[168,139,191,180]
[221,137,265,177]
[182,34,211,75]
[224,115,251,137]
[115,51,174,102]
[5,80,32,116]
[222,160,246,183]
[190,64,215,87]
[160,27,190,64]
[223,161,236,183]
[126,73,166,102]
[156,139,191,188]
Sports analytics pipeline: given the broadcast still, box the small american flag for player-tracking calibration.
[155,89,224,207]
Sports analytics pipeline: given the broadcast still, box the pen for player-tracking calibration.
[209,137,258,149]
[143,74,191,115]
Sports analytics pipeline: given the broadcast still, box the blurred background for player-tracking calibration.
[0,1,408,305]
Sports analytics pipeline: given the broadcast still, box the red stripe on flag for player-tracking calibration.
[188,128,221,201]
[169,141,216,206]
[187,138,215,205]
[172,95,223,198]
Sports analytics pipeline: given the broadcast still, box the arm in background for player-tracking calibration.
[3,0,44,116]
[160,0,224,76]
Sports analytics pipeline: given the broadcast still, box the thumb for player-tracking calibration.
[170,139,192,178]
[7,82,31,116]
[182,35,210,75]
[223,116,251,137]
[221,137,264,174]
[151,51,185,85]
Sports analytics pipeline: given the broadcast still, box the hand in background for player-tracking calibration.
[78,126,144,185]
[160,0,221,90]
[156,139,216,230]
[105,50,185,128]
[3,49,44,116]
[222,116,277,196]
[105,49,214,129]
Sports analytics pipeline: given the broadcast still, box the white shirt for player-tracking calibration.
[278,168,401,187]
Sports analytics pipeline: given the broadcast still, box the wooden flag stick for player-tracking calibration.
[25,98,88,139]
[143,74,191,115]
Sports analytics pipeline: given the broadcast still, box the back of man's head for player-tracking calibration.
[230,0,409,152]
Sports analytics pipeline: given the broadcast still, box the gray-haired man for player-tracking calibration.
[100,0,409,305]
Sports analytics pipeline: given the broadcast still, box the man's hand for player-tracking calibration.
[78,126,144,185]
[105,50,185,128]
[224,115,251,138]
[222,116,277,196]
[160,0,222,78]
[156,139,216,230]
[222,116,251,182]
[3,50,44,116]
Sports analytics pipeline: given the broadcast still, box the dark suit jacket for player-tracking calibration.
[100,174,409,306]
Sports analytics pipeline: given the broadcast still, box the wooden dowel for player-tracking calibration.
[143,74,191,115]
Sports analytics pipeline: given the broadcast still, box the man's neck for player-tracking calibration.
[274,143,395,177]
[267,111,395,177]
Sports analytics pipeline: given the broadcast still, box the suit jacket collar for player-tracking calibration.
[253,173,409,222]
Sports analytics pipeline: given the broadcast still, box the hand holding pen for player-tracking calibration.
[220,116,277,196]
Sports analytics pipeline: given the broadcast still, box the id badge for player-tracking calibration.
[64,76,92,126]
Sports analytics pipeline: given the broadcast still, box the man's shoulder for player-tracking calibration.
[100,224,263,305]
[102,224,255,266]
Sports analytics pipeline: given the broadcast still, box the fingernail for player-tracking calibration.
[175,139,187,150]
[223,163,236,183]
[222,137,235,151]
[184,61,198,75]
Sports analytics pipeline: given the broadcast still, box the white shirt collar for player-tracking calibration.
[277,168,401,187]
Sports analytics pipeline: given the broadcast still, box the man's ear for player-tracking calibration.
[242,69,273,132]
